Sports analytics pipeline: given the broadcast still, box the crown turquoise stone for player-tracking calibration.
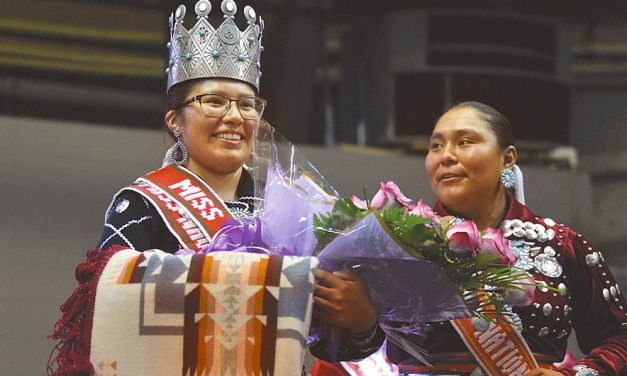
[166,0,264,92]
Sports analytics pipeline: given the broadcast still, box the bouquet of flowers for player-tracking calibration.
[183,123,542,362]
[316,181,537,323]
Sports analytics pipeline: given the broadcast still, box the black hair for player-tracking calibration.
[164,79,203,140]
[166,79,202,112]
[447,101,515,150]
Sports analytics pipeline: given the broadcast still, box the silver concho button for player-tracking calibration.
[513,227,526,237]
[603,288,611,301]
[500,220,512,231]
[543,218,555,227]
[525,229,538,240]
[534,254,563,278]
[503,229,513,238]
[543,246,556,257]
[610,286,618,298]
[546,229,555,240]
[538,327,550,337]
[585,252,600,266]
[537,232,548,243]
[543,303,552,316]
[511,219,523,228]
[558,283,568,295]
[115,199,130,213]
[523,222,535,230]
[533,223,546,233]
[471,317,490,332]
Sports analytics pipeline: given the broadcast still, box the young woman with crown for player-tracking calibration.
[48,1,382,375]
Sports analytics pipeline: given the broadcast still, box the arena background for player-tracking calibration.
[0,0,625,374]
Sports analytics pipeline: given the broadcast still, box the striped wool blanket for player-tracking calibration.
[49,246,318,376]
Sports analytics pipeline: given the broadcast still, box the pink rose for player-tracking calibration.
[503,276,536,307]
[480,228,517,266]
[406,199,439,223]
[446,221,482,257]
[350,195,369,209]
[351,181,412,211]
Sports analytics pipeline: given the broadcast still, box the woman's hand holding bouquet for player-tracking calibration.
[317,181,541,326]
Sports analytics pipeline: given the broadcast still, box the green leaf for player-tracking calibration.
[312,198,363,254]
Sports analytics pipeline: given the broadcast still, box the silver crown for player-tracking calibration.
[166,0,264,92]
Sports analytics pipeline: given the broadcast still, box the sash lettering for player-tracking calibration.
[452,302,538,376]
[169,179,226,221]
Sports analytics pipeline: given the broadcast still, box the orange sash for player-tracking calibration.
[451,299,538,376]
[451,317,538,375]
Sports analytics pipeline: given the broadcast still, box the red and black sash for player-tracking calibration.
[119,165,234,251]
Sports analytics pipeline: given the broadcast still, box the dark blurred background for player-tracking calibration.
[0,0,625,374]
[2,0,625,148]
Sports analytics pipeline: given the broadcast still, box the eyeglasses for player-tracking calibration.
[173,93,266,120]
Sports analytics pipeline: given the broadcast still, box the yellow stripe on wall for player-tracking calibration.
[0,55,162,77]
[0,18,162,44]
[0,33,163,76]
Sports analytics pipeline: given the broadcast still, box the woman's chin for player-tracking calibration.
[437,191,472,211]
[189,154,247,175]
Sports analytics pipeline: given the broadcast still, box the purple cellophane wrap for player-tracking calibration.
[259,168,334,257]
[317,213,469,324]
[315,212,470,362]
[192,122,472,362]
[257,166,470,362]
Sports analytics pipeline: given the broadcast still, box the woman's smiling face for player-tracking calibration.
[425,107,508,212]
[167,78,259,175]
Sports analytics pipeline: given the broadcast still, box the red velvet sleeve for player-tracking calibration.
[561,229,627,375]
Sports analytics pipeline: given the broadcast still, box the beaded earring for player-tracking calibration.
[500,168,515,189]
[166,128,189,166]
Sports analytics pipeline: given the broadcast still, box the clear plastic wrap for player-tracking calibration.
[244,121,470,362]
[252,120,339,210]
[251,120,339,256]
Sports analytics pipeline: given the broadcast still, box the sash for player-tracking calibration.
[450,305,538,376]
[398,352,558,376]
[115,165,234,251]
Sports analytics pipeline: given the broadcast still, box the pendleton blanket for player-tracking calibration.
[50,247,318,376]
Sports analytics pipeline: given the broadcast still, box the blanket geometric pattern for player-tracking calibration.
[89,249,318,376]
